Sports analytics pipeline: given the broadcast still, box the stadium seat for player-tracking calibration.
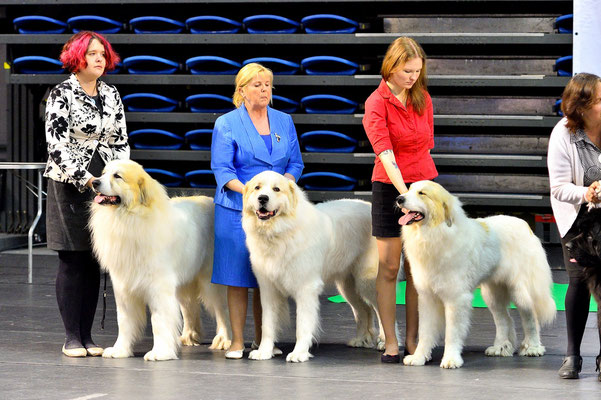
[186,16,242,34]
[301,56,359,75]
[243,15,299,34]
[12,56,64,74]
[130,16,185,34]
[185,170,217,188]
[301,14,359,34]
[242,57,300,75]
[300,94,358,114]
[67,15,124,33]
[186,56,241,75]
[13,16,67,34]
[128,129,184,150]
[271,95,299,113]
[186,94,235,113]
[298,172,357,191]
[185,129,212,150]
[122,93,178,112]
[553,55,572,77]
[554,14,573,34]
[300,130,357,152]
[122,55,179,74]
[144,168,184,187]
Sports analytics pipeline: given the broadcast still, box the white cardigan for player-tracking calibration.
[547,117,589,237]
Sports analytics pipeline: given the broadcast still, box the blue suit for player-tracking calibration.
[210,105,304,287]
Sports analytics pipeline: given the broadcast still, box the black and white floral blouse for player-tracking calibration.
[44,73,130,192]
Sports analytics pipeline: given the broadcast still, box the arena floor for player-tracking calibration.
[0,247,599,400]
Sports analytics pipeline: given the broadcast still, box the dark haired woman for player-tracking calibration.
[548,72,601,380]
[44,31,129,357]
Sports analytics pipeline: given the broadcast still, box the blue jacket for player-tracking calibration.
[211,105,304,210]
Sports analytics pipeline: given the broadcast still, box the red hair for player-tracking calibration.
[59,31,120,73]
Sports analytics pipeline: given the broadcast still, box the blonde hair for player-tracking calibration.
[380,37,428,114]
[232,63,274,107]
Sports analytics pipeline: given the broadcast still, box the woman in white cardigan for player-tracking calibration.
[548,72,601,380]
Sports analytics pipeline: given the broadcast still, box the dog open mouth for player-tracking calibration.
[398,209,425,225]
[256,207,277,220]
[94,194,121,206]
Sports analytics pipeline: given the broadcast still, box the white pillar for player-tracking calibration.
[573,0,601,76]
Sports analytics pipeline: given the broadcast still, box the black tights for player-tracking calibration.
[56,250,101,348]
[561,229,601,357]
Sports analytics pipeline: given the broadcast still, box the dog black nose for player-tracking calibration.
[92,179,100,188]
[258,194,269,204]
[565,241,573,253]
[396,195,405,205]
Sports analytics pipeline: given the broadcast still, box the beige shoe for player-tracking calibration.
[225,349,244,359]
[62,345,87,358]
[86,346,104,357]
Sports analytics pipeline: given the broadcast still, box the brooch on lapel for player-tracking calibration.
[274,133,281,142]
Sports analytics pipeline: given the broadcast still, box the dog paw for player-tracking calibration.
[143,349,178,361]
[102,346,132,359]
[403,354,427,366]
[376,337,386,351]
[286,350,313,363]
[347,334,375,349]
[180,331,202,347]
[440,354,464,369]
[208,334,231,350]
[485,341,515,357]
[519,343,545,357]
[248,349,273,361]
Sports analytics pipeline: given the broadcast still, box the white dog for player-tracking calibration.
[241,171,384,362]
[397,180,556,369]
[89,160,230,361]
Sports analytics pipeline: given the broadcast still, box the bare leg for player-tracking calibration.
[404,257,419,354]
[376,237,402,356]
[227,286,249,352]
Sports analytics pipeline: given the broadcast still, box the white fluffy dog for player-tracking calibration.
[241,171,384,362]
[89,160,230,361]
[397,180,556,369]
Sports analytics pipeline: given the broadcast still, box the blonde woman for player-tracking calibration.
[363,37,437,362]
[211,63,304,359]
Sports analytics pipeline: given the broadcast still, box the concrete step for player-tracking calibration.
[384,16,558,33]
[428,58,556,76]
[435,135,549,155]
[0,233,27,252]
[438,173,549,194]
[433,96,556,115]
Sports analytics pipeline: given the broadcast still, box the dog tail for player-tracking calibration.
[526,245,557,327]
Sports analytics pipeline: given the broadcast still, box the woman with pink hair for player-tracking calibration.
[44,31,129,357]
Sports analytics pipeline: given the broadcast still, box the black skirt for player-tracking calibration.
[371,181,407,238]
[45,152,104,251]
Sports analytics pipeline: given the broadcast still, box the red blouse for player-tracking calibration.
[363,79,438,184]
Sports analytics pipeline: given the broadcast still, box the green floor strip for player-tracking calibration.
[327,282,598,312]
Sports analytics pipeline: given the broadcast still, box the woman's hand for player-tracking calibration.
[585,181,601,203]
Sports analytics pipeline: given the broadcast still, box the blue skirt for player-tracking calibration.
[211,204,258,288]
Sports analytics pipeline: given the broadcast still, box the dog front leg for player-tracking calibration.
[287,284,323,362]
[440,293,473,369]
[249,279,284,360]
[144,290,182,361]
[103,287,146,359]
[404,291,443,366]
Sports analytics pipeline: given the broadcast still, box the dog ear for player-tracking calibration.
[443,193,454,227]
[137,176,152,208]
[288,179,299,211]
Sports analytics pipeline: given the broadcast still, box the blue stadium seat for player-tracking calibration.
[185,170,217,188]
[553,99,564,116]
[554,14,573,34]
[130,16,185,34]
[301,56,359,75]
[271,95,299,113]
[67,15,124,33]
[144,168,184,187]
[122,56,179,74]
[12,56,64,74]
[243,15,299,34]
[242,57,300,75]
[186,56,241,75]
[553,55,572,77]
[298,172,357,191]
[106,62,123,75]
[300,130,357,153]
[13,16,67,34]
[186,94,235,113]
[128,129,184,150]
[185,129,212,150]
[301,14,359,34]
[122,93,178,112]
[300,94,358,114]
[186,16,242,34]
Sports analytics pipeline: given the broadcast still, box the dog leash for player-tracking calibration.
[101,272,107,330]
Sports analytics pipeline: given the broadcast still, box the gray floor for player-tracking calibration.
[0,247,599,400]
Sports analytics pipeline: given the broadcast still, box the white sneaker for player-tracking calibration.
[251,341,283,356]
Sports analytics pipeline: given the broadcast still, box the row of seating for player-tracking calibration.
[13,14,360,35]
[131,128,358,152]
[10,54,572,76]
[146,168,358,191]
[122,93,359,114]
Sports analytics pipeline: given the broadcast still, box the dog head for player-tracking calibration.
[242,171,299,223]
[395,180,458,228]
[92,159,166,211]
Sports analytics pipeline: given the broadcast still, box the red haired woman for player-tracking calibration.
[363,37,437,363]
[44,31,129,357]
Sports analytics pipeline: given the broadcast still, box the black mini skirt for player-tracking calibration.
[371,181,407,238]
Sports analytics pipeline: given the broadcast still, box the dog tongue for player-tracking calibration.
[94,195,105,204]
[398,211,419,226]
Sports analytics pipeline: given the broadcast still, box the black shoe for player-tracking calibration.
[596,355,601,382]
[381,353,400,363]
[558,355,583,379]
